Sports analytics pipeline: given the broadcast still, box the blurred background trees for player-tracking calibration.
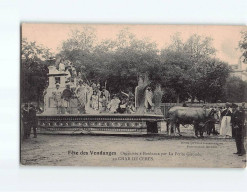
[239,30,247,63]
[21,38,52,105]
[21,27,247,104]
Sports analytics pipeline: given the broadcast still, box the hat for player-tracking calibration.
[232,103,238,108]
[55,83,60,86]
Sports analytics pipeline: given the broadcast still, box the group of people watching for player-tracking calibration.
[201,102,246,156]
[201,102,245,138]
[21,104,38,139]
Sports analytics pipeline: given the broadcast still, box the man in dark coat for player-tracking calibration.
[239,102,246,137]
[232,103,246,156]
[29,104,37,138]
[22,104,30,139]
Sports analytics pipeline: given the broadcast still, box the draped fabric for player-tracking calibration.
[76,85,87,110]
[91,95,99,110]
[103,89,110,103]
[85,86,93,113]
[145,89,153,109]
[108,98,120,113]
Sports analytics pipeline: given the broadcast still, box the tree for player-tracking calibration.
[224,76,247,102]
[160,48,193,102]
[239,30,247,62]
[160,34,228,103]
[58,28,230,103]
[59,26,98,82]
[193,59,230,102]
[61,26,97,52]
[59,28,160,94]
[184,34,216,62]
[21,38,52,104]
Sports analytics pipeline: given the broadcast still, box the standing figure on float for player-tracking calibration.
[102,86,111,104]
[91,90,99,111]
[52,83,63,114]
[59,59,66,72]
[61,83,73,114]
[76,80,87,114]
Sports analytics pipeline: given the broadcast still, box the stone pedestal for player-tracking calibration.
[43,66,68,114]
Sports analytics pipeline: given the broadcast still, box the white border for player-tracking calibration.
[0,0,247,192]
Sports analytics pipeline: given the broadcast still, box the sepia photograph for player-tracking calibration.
[20,23,247,168]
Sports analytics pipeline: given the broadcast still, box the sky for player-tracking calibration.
[22,23,247,65]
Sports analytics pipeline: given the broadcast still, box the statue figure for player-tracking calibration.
[135,76,143,108]
[59,59,66,72]
[153,83,163,115]
[144,86,154,112]
[135,73,150,114]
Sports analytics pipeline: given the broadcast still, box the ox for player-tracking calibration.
[166,106,216,137]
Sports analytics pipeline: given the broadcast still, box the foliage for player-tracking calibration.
[21,38,52,103]
[239,30,247,62]
[160,33,230,103]
[22,28,245,104]
[224,76,247,103]
[60,28,160,94]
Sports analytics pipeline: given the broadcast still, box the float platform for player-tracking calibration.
[37,113,164,135]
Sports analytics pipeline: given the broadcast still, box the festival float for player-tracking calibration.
[37,61,164,135]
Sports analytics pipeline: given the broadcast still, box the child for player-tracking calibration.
[99,94,107,112]
[91,91,99,110]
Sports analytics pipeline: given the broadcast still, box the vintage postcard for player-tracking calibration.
[20,24,247,167]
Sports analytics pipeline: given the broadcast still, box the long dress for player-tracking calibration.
[91,94,99,110]
[99,96,106,112]
[76,85,87,113]
[103,90,110,103]
[144,89,153,109]
[85,86,93,113]
[220,109,232,137]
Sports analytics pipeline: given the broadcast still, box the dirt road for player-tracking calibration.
[21,131,246,168]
